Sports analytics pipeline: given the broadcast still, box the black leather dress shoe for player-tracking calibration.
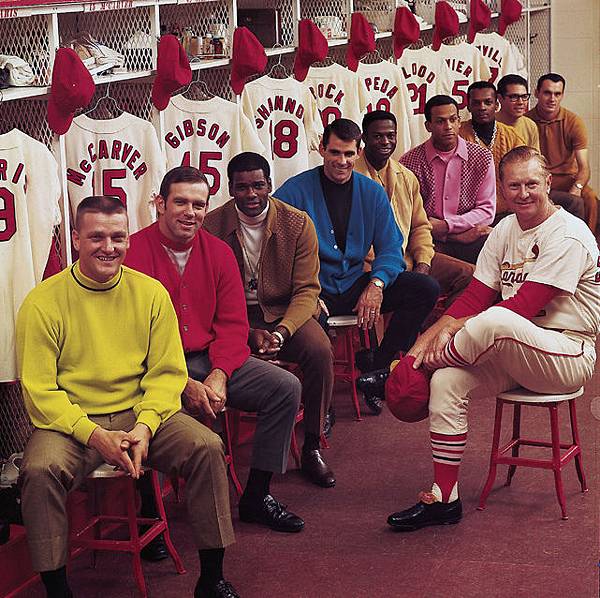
[387,496,462,531]
[301,450,336,488]
[194,578,240,598]
[239,494,305,532]
[140,532,169,562]
[355,348,377,373]
[322,408,336,439]
[362,392,384,415]
[356,368,390,396]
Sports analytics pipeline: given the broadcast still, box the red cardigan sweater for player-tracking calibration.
[126,222,250,377]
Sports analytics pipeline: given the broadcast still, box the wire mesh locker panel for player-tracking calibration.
[59,6,155,73]
[0,13,51,87]
[0,383,32,460]
[529,9,550,88]
[353,0,397,35]
[300,0,349,40]
[84,79,154,122]
[414,0,469,24]
[0,97,53,147]
[236,0,296,48]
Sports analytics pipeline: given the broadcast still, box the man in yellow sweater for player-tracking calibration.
[16,196,239,598]
[355,110,474,307]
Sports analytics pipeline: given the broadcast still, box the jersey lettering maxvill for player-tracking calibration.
[0,129,62,381]
[164,95,265,211]
[474,32,527,84]
[241,75,322,188]
[435,42,491,114]
[65,113,164,233]
[397,47,454,146]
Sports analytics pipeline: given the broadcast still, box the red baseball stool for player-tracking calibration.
[478,387,587,520]
[70,465,186,597]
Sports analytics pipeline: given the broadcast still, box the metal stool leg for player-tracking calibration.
[221,410,243,496]
[478,399,504,510]
[347,331,362,421]
[568,400,588,492]
[125,479,147,598]
[505,403,521,486]
[549,404,568,520]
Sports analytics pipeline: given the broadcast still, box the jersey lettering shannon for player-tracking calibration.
[474,32,527,84]
[1,129,61,381]
[163,95,265,210]
[65,112,164,233]
[356,61,413,157]
[397,48,454,146]
[241,76,322,188]
[435,42,491,114]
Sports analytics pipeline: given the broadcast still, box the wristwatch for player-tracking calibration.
[370,278,384,290]
[272,330,285,346]
[575,183,584,190]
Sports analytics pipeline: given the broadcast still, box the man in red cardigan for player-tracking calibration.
[126,166,305,539]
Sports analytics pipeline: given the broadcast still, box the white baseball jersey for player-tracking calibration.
[356,61,412,157]
[241,76,322,188]
[474,32,527,84]
[475,209,600,336]
[397,47,454,146]
[0,129,62,381]
[65,112,164,233]
[163,95,265,211]
[435,42,491,114]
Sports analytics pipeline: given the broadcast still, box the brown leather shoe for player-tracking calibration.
[301,449,336,488]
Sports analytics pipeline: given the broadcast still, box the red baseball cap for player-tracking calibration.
[393,7,421,59]
[499,0,523,36]
[47,48,95,135]
[385,355,431,423]
[432,1,459,51]
[230,27,267,95]
[152,35,192,111]
[468,0,492,43]
[346,12,376,72]
[294,19,329,82]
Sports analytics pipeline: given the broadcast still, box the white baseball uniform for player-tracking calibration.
[435,42,491,115]
[65,112,164,233]
[0,129,62,381]
[397,47,454,146]
[429,209,599,435]
[474,32,527,84]
[241,75,322,188]
[163,95,265,211]
[356,61,413,158]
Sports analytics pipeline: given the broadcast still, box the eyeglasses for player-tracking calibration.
[506,93,531,103]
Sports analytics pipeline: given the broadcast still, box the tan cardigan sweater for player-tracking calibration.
[203,196,320,336]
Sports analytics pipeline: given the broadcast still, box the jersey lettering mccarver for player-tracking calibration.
[66,139,148,186]
[165,119,231,150]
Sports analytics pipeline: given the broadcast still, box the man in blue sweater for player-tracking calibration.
[275,119,440,413]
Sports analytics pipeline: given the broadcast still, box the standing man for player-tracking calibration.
[459,81,525,220]
[274,118,440,401]
[496,74,540,151]
[204,152,335,488]
[17,196,240,598]
[527,73,599,232]
[126,167,305,534]
[355,110,474,307]
[388,147,599,531]
[400,95,496,265]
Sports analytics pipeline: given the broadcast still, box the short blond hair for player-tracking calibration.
[498,146,550,181]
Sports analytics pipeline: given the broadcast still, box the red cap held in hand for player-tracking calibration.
[385,355,431,423]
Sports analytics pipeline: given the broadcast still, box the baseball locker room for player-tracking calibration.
[1,0,600,596]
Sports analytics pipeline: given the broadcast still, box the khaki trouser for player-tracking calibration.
[429,307,596,435]
[20,410,235,572]
[551,173,599,233]
[429,252,474,307]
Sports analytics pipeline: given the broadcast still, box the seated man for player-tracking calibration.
[496,74,540,151]
[400,95,496,265]
[17,196,239,598]
[388,147,599,532]
[126,167,305,534]
[355,110,474,307]
[274,118,440,413]
[459,81,525,221]
[527,72,598,232]
[204,152,335,488]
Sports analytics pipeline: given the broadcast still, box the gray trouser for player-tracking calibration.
[186,352,302,474]
[20,410,235,572]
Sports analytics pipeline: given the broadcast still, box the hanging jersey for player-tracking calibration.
[397,47,454,146]
[241,76,322,188]
[356,61,412,157]
[65,112,164,233]
[435,42,491,114]
[0,129,62,381]
[163,95,265,211]
[474,32,527,84]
